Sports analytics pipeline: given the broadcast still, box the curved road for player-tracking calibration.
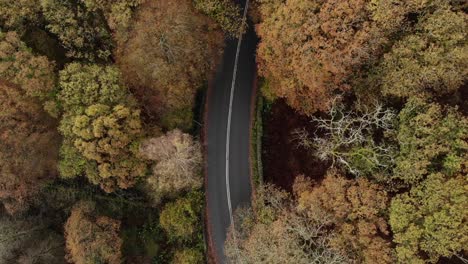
[205,3,257,262]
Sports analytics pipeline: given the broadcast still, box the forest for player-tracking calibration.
[226,0,467,264]
[0,0,243,263]
[0,0,466,263]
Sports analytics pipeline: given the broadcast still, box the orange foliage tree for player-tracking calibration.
[0,31,56,101]
[64,201,122,264]
[294,171,394,263]
[117,0,223,129]
[256,0,392,114]
[0,80,59,215]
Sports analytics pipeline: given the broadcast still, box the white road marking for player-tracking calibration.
[225,0,250,260]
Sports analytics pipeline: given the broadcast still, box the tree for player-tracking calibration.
[390,173,468,263]
[80,0,142,45]
[159,191,203,242]
[58,63,129,113]
[172,248,204,264]
[256,0,393,114]
[40,0,113,61]
[140,129,202,202]
[57,63,146,192]
[117,0,223,129]
[225,184,349,264]
[0,81,59,214]
[60,104,146,192]
[192,0,243,37]
[0,0,41,30]
[0,31,56,101]
[378,8,467,99]
[64,201,122,264]
[293,100,397,177]
[294,172,394,263]
[0,215,65,264]
[394,98,467,186]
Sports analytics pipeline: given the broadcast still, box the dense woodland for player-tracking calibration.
[0,0,466,263]
[0,0,241,263]
[226,0,467,264]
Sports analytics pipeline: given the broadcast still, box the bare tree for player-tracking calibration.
[0,216,64,263]
[140,129,203,202]
[292,100,396,176]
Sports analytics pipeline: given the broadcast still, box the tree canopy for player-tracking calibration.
[295,172,394,263]
[64,201,122,264]
[140,129,202,202]
[57,63,146,192]
[193,0,243,37]
[390,173,468,263]
[0,81,59,214]
[378,8,467,99]
[393,98,467,187]
[159,191,203,242]
[40,0,114,61]
[117,0,223,129]
[0,31,56,101]
[256,0,395,114]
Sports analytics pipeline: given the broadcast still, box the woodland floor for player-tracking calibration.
[262,99,329,192]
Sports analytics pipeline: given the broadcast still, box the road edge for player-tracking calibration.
[248,70,259,203]
[202,51,224,264]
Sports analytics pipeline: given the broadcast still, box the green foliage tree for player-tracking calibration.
[60,104,146,192]
[172,248,204,264]
[0,0,41,30]
[81,0,142,45]
[378,8,467,99]
[0,80,59,214]
[117,0,223,129]
[58,63,146,192]
[192,0,243,37]
[159,191,203,242]
[40,0,113,61]
[394,98,467,186]
[0,31,56,101]
[64,200,122,264]
[390,173,468,263]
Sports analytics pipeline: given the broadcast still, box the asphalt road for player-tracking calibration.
[205,11,258,263]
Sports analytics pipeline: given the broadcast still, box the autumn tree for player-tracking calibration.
[393,98,467,187]
[0,81,59,214]
[0,0,41,30]
[140,129,202,202]
[57,63,146,192]
[225,184,349,264]
[80,0,142,45]
[192,0,243,37]
[293,101,397,177]
[378,7,467,99]
[390,173,468,263]
[256,0,395,114]
[159,191,203,242]
[172,248,204,264]
[0,31,56,101]
[117,0,223,129]
[294,171,394,263]
[0,215,65,263]
[64,201,122,264]
[40,0,113,61]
